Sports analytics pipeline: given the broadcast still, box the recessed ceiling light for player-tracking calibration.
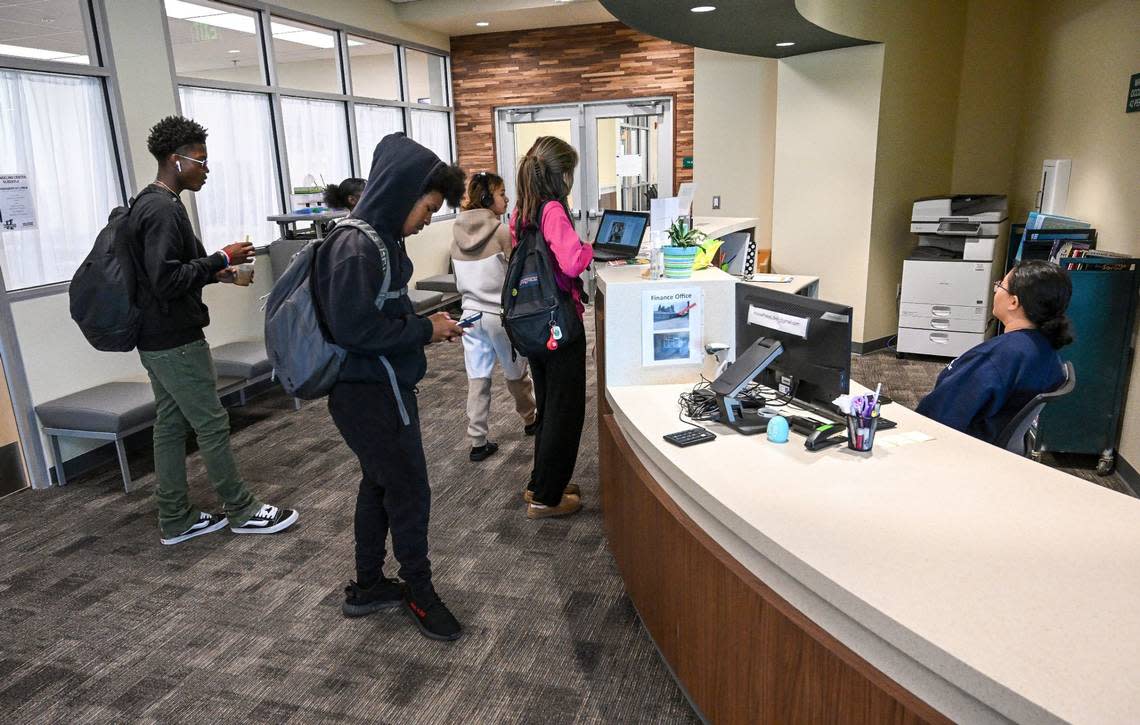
[690,5,716,12]
[476,21,489,27]
[776,42,795,47]
[228,49,241,53]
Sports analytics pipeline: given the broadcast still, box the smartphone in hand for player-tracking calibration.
[458,312,483,328]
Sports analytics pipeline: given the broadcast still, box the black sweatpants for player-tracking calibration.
[328,381,432,587]
[527,331,587,507]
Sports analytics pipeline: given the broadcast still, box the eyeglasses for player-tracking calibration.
[993,280,1010,294]
[176,154,208,168]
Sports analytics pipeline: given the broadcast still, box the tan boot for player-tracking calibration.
[523,483,580,504]
[526,493,582,519]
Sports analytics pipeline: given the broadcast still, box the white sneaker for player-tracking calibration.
[160,512,229,545]
[230,504,299,535]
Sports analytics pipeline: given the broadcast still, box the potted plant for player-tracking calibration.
[662,219,702,279]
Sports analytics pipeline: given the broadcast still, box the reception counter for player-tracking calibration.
[594,267,1140,724]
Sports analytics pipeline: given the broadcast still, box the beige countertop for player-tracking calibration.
[606,382,1140,724]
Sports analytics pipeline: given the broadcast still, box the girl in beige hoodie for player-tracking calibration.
[451,172,537,461]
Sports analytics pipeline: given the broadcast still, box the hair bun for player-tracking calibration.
[1039,315,1074,350]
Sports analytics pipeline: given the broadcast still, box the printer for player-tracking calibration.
[897,195,1009,358]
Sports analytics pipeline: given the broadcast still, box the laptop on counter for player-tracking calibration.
[591,209,650,262]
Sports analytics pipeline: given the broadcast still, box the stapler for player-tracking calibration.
[804,423,845,452]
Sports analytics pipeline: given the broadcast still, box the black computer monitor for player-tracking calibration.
[593,210,649,257]
[734,284,852,408]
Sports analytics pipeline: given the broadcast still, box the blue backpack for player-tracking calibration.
[263,218,403,399]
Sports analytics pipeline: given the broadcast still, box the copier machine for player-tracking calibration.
[897,195,1009,358]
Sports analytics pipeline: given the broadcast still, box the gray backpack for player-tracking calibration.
[263,218,403,400]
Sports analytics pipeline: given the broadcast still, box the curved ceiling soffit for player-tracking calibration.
[598,0,877,59]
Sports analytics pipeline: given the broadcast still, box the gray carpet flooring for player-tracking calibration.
[1,314,1131,724]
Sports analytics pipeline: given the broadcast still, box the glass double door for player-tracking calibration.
[495,98,673,241]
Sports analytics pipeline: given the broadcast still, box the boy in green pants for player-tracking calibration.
[134,116,298,545]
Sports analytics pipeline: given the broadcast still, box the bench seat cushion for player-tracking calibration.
[212,340,273,379]
[36,382,156,434]
[416,274,458,294]
[408,289,443,314]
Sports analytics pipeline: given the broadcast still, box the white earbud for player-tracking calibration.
[176,160,182,173]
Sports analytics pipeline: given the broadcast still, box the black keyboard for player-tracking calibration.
[663,427,717,447]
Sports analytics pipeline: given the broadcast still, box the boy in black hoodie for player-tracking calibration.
[314,134,466,641]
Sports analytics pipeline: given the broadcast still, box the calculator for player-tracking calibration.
[663,427,717,447]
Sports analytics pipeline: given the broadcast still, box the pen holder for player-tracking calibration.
[846,414,878,452]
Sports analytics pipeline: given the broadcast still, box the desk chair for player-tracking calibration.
[995,361,1076,458]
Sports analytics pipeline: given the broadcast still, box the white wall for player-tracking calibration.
[771,45,884,340]
[406,220,456,288]
[692,49,778,248]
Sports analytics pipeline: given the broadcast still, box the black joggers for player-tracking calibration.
[328,381,431,588]
[527,331,587,507]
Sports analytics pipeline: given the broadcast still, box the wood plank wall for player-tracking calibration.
[450,22,694,193]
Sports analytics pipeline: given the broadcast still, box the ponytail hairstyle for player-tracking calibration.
[1008,260,1074,349]
[323,177,366,210]
[462,171,504,211]
[515,136,578,232]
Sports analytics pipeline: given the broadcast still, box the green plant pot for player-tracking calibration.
[663,246,699,279]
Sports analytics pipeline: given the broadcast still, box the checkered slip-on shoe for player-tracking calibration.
[230,504,298,535]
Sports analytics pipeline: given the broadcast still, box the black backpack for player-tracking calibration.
[502,217,584,358]
[69,190,158,352]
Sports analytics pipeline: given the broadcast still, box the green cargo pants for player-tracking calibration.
[139,339,261,537]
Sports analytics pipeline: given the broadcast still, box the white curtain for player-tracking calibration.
[409,109,452,164]
[281,96,351,194]
[179,87,280,251]
[0,70,121,290]
[353,103,403,174]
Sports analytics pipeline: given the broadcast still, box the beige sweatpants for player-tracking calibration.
[461,312,537,447]
[467,375,537,447]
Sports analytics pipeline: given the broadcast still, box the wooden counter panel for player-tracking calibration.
[594,290,610,418]
[599,413,950,725]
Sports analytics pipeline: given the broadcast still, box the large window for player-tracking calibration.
[405,49,447,106]
[270,17,339,94]
[164,1,456,243]
[0,2,125,292]
[410,109,453,165]
[281,97,351,192]
[164,0,265,85]
[178,87,280,249]
[354,104,404,173]
[0,0,94,65]
[348,36,399,101]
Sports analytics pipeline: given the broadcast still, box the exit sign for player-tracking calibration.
[681,156,693,169]
[1128,73,1140,113]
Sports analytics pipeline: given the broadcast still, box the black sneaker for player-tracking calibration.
[404,583,462,641]
[230,504,299,535]
[469,441,499,462]
[524,421,538,436]
[342,578,404,618]
[160,512,228,545]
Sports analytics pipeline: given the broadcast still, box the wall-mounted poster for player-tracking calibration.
[0,175,36,231]
[643,287,702,367]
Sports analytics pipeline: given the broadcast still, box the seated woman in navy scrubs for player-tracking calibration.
[916,260,1072,443]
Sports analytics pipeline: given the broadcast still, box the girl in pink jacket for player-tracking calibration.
[509,136,593,519]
